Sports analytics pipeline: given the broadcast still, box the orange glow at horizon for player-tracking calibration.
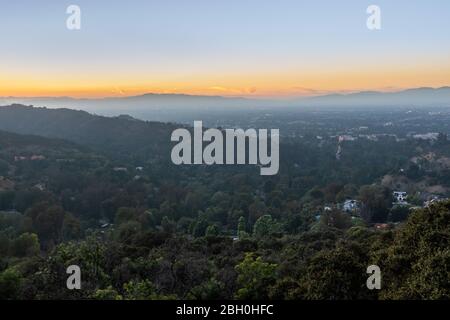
[1,64,450,99]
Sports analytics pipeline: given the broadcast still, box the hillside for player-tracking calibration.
[0,104,179,162]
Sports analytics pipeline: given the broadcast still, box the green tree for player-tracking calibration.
[253,215,281,239]
[0,159,9,175]
[11,232,40,257]
[0,268,22,300]
[319,210,352,230]
[92,286,123,300]
[388,205,410,222]
[205,224,219,237]
[297,244,373,300]
[359,185,392,223]
[380,201,450,299]
[237,216,249,239]
[188,278,224,300]
[235,253,277,300]
[123,279,176,300]
[193,214,209,238]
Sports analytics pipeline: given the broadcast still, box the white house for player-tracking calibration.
[342,199,359,212]
[393,191,408,204]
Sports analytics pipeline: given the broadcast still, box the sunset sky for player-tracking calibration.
[1,0,450,98]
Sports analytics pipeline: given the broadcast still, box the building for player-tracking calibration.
[424,196,449,208]
[342,199,359,213]
[374,223,390,230]
[34,183,46,191]
[339,135,357,142]
[393,191,408,204]
[30,155,46,161]
[412,133,440,141]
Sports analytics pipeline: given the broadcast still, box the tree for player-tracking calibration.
[319,210,352,230]
[205,225,219,237]
[188,278,224,300]
[0,159,9,175]
[115,207,139,225]
[359,185,392,223]
[26,203,66,245]
[235,253,277,300]
[92,286,122,300]
[62,213,81,240]
[388,206,410,222]
[237,216,249,240]
[253,215,281,239]
[379,201,450,299]
[296,244,374,300]
[161,216,176,233]
[0,191,15,210]
[192,213,209,238]
[0,268,22,300]
[123,279,175,300]
[11,232,40,257]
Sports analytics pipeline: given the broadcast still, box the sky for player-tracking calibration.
[1,0,450,98]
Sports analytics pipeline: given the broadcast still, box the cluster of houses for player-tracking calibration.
[318,190,448,226]
[393,190,448,208]
[113,166,145,181]
[323,199,361,214]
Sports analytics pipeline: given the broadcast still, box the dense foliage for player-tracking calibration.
[0,105,449,300]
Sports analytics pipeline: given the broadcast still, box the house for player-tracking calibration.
[374,223,390,230]
[424,196,449,208]
[135,166,144,171]
[113,167,128,172]
[34,183,46,191]
[393,191,408,204]
[342,199,359,213]
[338,135,356,142]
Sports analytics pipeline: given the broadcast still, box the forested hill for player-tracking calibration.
[0,129,87,151]
[0,104,179,162]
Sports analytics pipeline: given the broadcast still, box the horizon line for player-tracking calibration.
[1,86,449,101]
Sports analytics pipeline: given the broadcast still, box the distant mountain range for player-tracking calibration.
[297,87,450,107]
[1,87,450,116]
[0,93,260,111]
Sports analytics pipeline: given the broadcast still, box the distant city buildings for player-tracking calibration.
[411,132,440,141]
